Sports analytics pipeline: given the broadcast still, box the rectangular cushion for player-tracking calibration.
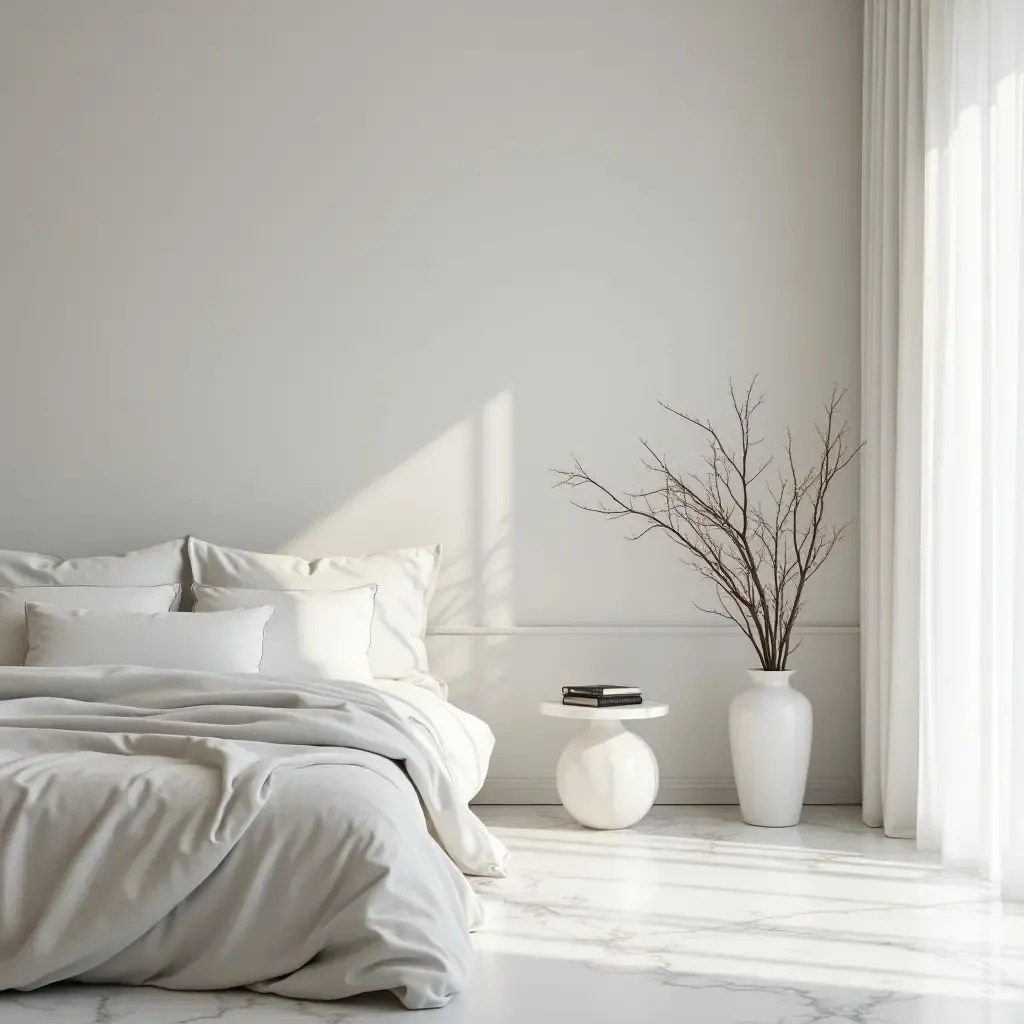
[25,603,272,673]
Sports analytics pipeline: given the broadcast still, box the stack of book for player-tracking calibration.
[562,685,642,708]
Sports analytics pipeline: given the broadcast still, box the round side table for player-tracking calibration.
[539,701,669,830]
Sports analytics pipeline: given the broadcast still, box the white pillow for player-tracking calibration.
[188,538,440,680]
[192,584,376,683]
[24,603,273,673]
[0,540,186,592]
[0,584,181,665]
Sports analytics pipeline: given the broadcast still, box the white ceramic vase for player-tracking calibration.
[728,670,812,827]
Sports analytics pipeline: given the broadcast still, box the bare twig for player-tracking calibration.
[552,380,862,671]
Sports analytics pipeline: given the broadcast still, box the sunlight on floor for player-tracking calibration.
[473,806,1019,1004]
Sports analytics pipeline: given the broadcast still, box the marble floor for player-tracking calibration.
[4,805,1023,1022]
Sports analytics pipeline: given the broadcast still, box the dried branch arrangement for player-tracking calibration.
[552,380,861,671]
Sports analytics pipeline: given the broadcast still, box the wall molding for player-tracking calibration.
[473,775,862,806]
[429,623,859,637]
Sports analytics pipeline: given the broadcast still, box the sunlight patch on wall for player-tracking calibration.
[477,389,514,628]
[283,391,514,632]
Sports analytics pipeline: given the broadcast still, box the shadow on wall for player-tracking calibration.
[282,390,515,712]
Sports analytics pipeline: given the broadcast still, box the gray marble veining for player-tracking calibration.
[4,806,1023,1022]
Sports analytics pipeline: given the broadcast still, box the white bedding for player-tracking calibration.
[0,666,507,1009]
[372,677,494,803]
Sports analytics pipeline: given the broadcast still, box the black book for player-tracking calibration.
[562,695,644,708]
[562,685,641,696]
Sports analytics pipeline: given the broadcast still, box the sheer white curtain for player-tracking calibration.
[862,0,1024,893]
[861,0,927,841]
[917,0,1024,889]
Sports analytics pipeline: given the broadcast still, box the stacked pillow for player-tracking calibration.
[0,540,189,666]
[187,538,441,682]
[0,538,443,690]
[0,585,182,664]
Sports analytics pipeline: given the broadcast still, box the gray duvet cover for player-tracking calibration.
[0,666,508,1009]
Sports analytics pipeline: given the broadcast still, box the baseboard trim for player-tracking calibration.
[473,776,862,806]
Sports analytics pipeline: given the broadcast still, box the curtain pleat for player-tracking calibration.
[861,0,925,839]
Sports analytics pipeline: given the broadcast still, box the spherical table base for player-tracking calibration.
[541,701,669,831]
[556,720,659,830]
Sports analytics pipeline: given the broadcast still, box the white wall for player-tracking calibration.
[0,0,863,802]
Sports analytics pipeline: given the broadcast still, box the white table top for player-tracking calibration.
[540,701,669,721]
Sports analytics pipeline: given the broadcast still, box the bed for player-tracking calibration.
[0,665,507,1009]
[0,537,506,1007]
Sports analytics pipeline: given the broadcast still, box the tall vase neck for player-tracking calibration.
[747,670,795,689]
